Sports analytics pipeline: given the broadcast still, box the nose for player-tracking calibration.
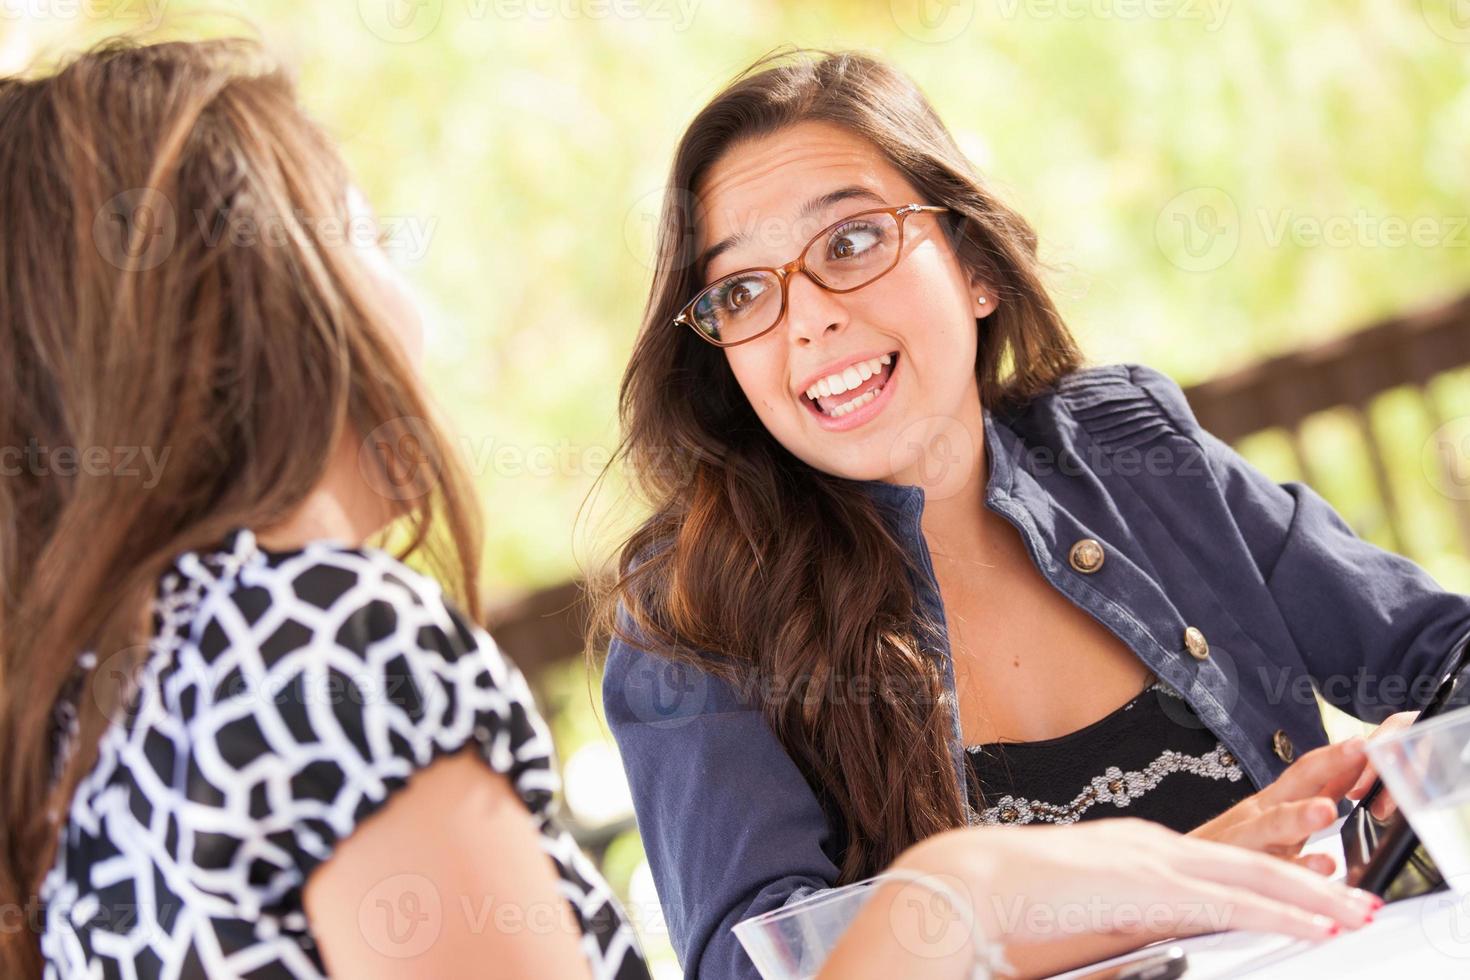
[784,269,848,347]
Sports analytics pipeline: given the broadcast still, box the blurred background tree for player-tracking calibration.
[6,2,1469,974]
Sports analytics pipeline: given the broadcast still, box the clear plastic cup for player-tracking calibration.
[732,879,883,980]
[1365,703,1470,894]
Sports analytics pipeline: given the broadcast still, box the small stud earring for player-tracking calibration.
[977,296,988,305]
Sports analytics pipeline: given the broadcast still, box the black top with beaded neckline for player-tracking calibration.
[964,678,1254,830]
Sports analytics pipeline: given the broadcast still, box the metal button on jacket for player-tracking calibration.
[1069,538,1105,574]
[1272,729,1295,764]
[1184,626,1210,660]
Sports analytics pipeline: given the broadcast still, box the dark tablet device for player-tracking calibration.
[1340,633,1470,899]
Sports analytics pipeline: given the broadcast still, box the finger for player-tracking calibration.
[1369,789,1399,822]
[1347,765,1379,801]
[1229,798,1338,851]
[1349,714,1418,801]
[1263,738,1368,805]
[1292,853,1338,876]
[1267,839,1310,860]
[1374,711,1419,737]
[1158,877,1351,942]
[1167,838,1380,929]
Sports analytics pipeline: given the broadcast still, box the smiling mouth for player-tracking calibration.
[802,352,899,420]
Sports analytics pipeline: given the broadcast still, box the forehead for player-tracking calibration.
[693,120,918,257]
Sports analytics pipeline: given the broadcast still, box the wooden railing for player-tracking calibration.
[1182,290,1470,561]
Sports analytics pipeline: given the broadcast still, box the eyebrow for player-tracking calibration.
[695,185,888,278]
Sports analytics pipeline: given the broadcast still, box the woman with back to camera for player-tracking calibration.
[0,37,654,979]
[597,48,1469,977]
[0,36,1368,980]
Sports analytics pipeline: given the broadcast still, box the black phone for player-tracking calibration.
[1073,946,1187,980]
[1340,632,1470,900]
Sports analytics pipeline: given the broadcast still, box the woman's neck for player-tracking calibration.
[917,444,991,564]
[255,435,395,552]
[888,392,993,561]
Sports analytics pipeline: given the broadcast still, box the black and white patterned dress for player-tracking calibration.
[40,529,649,979]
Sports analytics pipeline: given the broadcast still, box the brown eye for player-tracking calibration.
[713,275,770,316]
[826,222,882,262]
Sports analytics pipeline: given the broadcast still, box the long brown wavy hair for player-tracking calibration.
[595,49,1085,884]
[0,38,482,975]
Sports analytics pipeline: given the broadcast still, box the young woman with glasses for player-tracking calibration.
[597,49,1468,978]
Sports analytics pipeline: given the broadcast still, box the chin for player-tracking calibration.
[794,447,902,485]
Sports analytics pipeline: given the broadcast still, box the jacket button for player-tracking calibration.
[1068,538,1105,574]
[1183,626,1210,660]
[1272,730,1295,764]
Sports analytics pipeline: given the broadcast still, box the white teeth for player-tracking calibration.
[827,389,878,418]
[803,355,893,401]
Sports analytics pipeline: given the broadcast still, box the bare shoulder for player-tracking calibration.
[303,750,594,980]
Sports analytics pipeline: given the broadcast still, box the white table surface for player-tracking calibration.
[1049,819,1470,978]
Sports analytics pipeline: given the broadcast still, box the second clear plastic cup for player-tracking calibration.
[1365,702,1470,894]
[731,879,883,980]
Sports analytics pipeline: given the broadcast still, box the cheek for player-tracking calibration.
[725,349,790,420]
[364,250,426,366]
[863,260,979,386]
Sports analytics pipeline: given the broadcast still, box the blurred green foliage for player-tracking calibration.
[9,0,1468,594]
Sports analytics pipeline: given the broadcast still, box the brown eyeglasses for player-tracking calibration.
[675,203,950,347]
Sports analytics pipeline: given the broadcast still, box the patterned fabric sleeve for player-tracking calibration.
[165,538,647,977]
[179,544,559,877]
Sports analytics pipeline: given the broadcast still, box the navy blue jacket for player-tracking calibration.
[602,363,1470,979]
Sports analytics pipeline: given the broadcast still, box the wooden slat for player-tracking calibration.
[1346,403,1405,553]
[485,579,589,686]
[1423,382,1470,558]
[1183,292,1470,443]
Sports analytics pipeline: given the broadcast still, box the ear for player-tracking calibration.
[968,275,998,319]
